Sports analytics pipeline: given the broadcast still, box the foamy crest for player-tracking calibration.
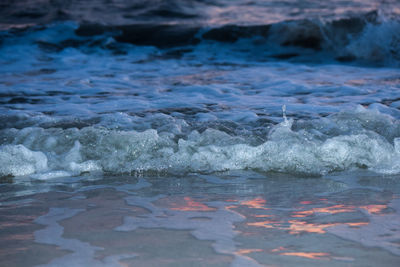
[1,107,399,178]
[0,144,48,176]
[345,19,400,65]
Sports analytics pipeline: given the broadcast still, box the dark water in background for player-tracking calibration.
[1,0,399,26]
[1,1,400,266]
[0,0,400,177]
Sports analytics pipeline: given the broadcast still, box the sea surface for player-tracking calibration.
[1,0,400,266]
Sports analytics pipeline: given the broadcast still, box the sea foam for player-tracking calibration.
[1,107,399,178]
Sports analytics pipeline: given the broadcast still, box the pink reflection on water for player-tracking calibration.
[271,246,333,261]
[360,205,387,214]
[292,204,356,218]
[270,246,286,253]
[247,220,282,229]
[288,220,368,234]
[288,220,337,234]
[242,199,381,235]
[280,252,330,260]
[169,197,216,212]
[292,202,389,218]
[240,197,268,210]
[235,248,264,255]
[253,214,274,218]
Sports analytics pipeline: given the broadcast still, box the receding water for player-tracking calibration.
[1,171,400,266]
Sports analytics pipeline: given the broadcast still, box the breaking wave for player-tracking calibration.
[1,10,398,66]
[1,107,400,178]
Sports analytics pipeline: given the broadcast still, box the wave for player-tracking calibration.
[1,107,400,179]
[2,10,399,66]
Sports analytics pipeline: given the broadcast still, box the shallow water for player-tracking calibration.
[1,0,400,266]
[1,171,400,266]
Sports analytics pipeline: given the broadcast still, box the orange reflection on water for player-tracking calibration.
[242,197,386,239]
[291,210,313,218]
[292,203,389,218]
[240,197,268,210]
[346,222,369,227]
[170,197,216,212]
[247,220,282,229]
[280,252,330,260]
[246,218,366,234]
[254,214,274,218]
[292,204,357,218]
[288,220,337,234]
[288,220,368,234]
[316,205,356,214]
[360,205,387,214]
[236,248,263,255]
[271,246,287,252]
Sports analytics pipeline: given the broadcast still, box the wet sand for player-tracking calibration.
[1,171,399,266]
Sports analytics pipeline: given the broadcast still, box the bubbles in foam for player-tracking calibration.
[1,107,399,178]
[0,144,48,176]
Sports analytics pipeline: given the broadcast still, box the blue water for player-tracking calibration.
[1,1,400,266]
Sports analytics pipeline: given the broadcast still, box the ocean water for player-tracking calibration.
[1,0,400,266]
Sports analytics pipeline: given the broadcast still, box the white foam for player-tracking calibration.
[0,144,48,176]
[1,107,399,178]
